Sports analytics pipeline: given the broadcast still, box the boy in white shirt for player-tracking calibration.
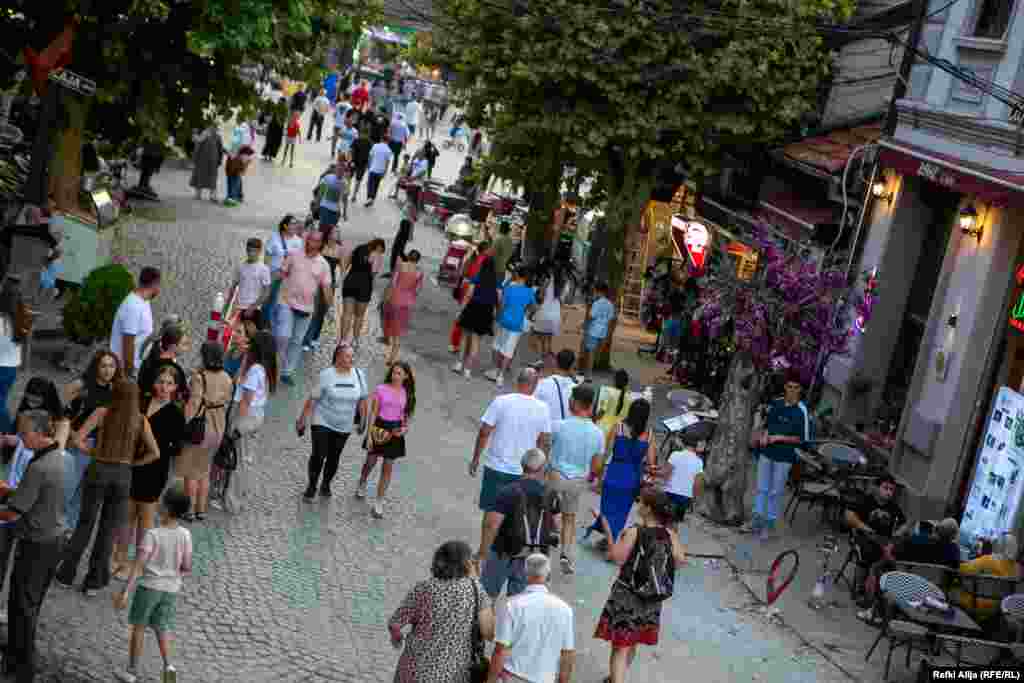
[231,238,272,311]
[661,447,705,524]
[114,488,193,683]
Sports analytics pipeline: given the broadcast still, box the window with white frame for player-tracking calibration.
[971,0,1016,39]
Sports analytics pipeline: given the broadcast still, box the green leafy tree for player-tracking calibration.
[431,0,855,290]
[3,0,380,211]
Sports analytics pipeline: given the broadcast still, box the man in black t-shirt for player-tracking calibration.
[845,474,907,592]
[477,448,561,600]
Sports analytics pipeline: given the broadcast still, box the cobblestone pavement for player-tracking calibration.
[12,129,851,683]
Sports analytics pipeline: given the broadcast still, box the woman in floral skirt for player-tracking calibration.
[592,488,688,683]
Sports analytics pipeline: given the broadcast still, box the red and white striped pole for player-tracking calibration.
[207,291,226,342]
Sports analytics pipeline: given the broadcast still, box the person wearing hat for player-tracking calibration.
[743,370,811,538]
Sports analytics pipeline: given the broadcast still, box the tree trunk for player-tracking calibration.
[592,159,653,371]
[697,352,759,524]
[48,94,90,214]
[524,145,562,261]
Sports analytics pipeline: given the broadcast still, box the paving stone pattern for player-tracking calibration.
[12,130,850,682]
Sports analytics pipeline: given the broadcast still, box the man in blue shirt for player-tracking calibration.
[746,371,810,537]
[484,268,536,389]
[548,384,604,574]
[579,282,616,382]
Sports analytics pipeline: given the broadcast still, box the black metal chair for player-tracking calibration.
[866,571,946,681]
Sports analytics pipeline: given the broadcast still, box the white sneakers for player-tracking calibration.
[355,481,367,499]
[372,501,384,519]
[452,361,463,373]
[483,368,500,381]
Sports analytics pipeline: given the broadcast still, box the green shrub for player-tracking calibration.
[62,263,135,343]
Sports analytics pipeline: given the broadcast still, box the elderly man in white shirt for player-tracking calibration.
[488,554,575,683]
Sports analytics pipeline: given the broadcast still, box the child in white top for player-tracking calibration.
[114,489,193,683]
[231,238,272,310]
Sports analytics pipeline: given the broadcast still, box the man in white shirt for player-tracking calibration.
[331,94,353,157]
[533,350,577,422]
[309,88,331,142]
[110,266,161,379]
[364,140,394,207]
[470,367,551,528]
[404,97,421,139]
[488,554,575,683]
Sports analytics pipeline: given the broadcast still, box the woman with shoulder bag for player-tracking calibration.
[179,342,234,520]
[356,361,416,519]
[296,342,368,500]
[389,540,495,683]
[220,330,277,514]
[592,488,688,683]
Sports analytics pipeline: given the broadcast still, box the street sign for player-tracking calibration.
[48,68,96,97]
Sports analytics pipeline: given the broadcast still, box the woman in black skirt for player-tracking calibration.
[340,238,387,348]
[452,256,499,379]
[356,361,416,519]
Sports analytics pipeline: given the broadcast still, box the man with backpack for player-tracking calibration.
[477,448,561,600]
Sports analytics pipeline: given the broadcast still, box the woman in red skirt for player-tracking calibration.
[592,488,689,683]
[448,241,491,353]
[382,250,424,365]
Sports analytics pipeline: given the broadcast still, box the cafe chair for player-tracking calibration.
[931,633,1024,668]
[816,442,868,469]
[891,562,955,595]
[954,574,1024,627]
[866,571,945,681]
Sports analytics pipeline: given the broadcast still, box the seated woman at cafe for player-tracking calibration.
[845,474,907,600]
[949,533,1019,621]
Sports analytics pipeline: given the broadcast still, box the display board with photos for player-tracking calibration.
[962,386,1024,548]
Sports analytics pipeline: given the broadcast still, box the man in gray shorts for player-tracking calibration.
[547,384,605,574]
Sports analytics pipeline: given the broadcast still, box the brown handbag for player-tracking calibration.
[13,301,35,343]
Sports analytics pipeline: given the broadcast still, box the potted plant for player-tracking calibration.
[60,263,133,370]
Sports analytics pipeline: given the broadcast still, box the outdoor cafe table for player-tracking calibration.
[888,596,983,636]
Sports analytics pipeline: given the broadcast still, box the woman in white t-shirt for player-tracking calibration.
[223,330,277,513]
[295,342,368,500]
[528,274,561,358]
[262,215,305,325]
[660,447,705,525]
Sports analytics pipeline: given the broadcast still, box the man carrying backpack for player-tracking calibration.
[477,448,561,600]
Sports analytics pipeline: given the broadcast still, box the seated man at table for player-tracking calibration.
[845,474,907,599]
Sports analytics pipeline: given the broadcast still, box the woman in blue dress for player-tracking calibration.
[585,399,656,549]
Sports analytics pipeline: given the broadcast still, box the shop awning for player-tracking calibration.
[780,123,885,175]
[755,191,840,240]
[879,138,1024,207]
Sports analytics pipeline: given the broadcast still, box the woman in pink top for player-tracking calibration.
[356,362,416,519]
[381,250,424,364]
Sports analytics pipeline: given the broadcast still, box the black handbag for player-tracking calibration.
[469,580,489,683]
[185,372,207,445]
[212,377,239,471]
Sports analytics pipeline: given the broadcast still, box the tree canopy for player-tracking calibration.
[2,0,382,149]
[430,0,856,287]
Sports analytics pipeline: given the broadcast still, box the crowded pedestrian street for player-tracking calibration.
[2,126,851,683]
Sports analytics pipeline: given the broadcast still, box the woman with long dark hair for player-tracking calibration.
[137,319,189,399]
[0,278,23,434]
[592,488,688,683]
[113,362,186,580]
[263,214,305,325]
[59,380,160,595]
[356,361,416,519]
[222,330,277,513]
[64,350,122,530]
[585,399,656,549]
[453,255,499,379]
[339,238,387,348]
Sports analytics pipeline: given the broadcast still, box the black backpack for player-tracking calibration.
[496,483,559,558]
[630,526,676,602]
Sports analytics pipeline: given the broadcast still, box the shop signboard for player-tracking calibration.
[50,213,101,286]
[671,215,710,271]
[961,386,1024,549]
